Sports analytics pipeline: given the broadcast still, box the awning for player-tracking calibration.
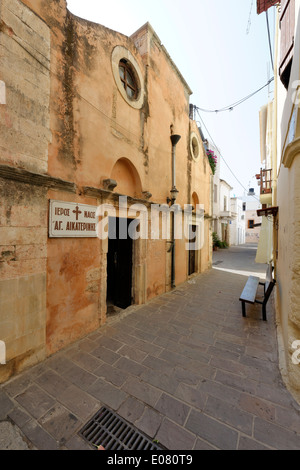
[257,0,280,15]
[256,216,273,264]
[257,207,278,217]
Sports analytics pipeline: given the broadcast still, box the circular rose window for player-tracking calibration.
[190,132,201,162]
[112,46,144,109]
[119,59,138,99]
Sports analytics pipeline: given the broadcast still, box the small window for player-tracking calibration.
[243,203,246,211]
[248,220,255,229]
[119,60,138,100]
[190,132,201,162]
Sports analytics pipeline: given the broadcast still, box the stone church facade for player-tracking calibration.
[0,0,212,382]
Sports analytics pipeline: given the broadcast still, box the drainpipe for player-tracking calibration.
[170,134,181,289]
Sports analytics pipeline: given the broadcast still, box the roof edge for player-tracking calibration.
[131,22,193,96]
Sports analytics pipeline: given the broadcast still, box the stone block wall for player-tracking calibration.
[276,155,300,402]
[0,0,51,173]
[0,0,51,382]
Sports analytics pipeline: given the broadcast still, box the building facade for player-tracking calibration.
[219,179,233,245]
[242,191,262,244]
[256,0,300,402]
[210,144,233,245]
[230,197,245,246]
[0,0,212,382]
[211,143,222,238]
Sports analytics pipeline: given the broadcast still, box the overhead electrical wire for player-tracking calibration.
[195,108,261,201]
[266,10,274,71]
[195,77,274,114]
[246,0,254,34]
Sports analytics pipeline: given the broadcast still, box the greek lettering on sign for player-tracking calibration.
[49,201,97,238]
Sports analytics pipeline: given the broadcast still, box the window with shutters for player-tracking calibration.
[279,0,295,89]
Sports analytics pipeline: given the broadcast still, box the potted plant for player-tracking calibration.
[213,232,221,251]
[213,232,228,250]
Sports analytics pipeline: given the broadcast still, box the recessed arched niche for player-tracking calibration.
[111,158,142,198]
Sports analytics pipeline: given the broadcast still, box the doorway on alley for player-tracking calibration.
[188,224,197,276]
[107,217,133,315]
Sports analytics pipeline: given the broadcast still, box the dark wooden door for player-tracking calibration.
[188,225,196,275]
[107,218,133,309]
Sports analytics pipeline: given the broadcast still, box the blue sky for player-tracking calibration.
[67,0,275,198]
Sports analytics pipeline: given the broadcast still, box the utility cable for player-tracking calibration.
[266,10,274,71]
[196,108,261,202]
[246,0,254,35]
[195,77,274,114]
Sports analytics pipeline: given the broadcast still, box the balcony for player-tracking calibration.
[219,211,232,219]
[256,169,272,195]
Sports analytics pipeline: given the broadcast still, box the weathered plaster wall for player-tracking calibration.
[277,155,300,400]
[133,23,192,207]
[147,238,166,300]
[0,0,51,173]
[14,1,106,354]
[0,0,50,381]
[46,190,101,355]
[275,3,300,402]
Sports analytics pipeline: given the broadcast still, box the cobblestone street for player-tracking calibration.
[1,245,300,450]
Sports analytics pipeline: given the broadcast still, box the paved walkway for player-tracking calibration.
[1,245,300,450]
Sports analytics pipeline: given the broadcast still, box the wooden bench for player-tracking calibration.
[239,263,276,321]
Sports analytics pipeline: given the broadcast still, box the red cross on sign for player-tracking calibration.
[73,205,82,221]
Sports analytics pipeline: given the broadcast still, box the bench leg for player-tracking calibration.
[242,301,246,318]
[262,304,267,322]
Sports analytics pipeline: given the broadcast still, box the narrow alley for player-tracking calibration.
[1,245,300,451]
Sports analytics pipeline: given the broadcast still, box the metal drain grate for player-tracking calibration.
[79,406,164,450]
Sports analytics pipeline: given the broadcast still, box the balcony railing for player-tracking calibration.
[219,210,232,218]
[256,169,272,195]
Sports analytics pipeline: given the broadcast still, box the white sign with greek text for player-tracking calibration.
[49,200,97,238]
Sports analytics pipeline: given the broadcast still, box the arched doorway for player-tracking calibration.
[189,192,201,275]
[106,158,143,313]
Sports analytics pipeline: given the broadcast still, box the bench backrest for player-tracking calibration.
[266,263,273,283]
[264,263,276,304]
